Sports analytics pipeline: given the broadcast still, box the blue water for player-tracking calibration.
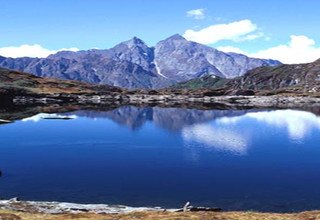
[0,106,320,212]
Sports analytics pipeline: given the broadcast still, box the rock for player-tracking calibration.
[0,119,11,124]
[147,90,159,95]
[189,207,222,212]
[237,90,255,96]
[183,202,190,212]
[228,89,255,96]
[178,202,222,213]
[8,198,20,202]
[202,89,227,96]
[0,200,172,214]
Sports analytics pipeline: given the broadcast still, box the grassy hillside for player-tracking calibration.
[225,59,320,92]
[172,59,320,94]
[172,75,230,89]
[0,67,122,97]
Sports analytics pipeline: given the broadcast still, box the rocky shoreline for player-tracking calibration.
[0,198,169,214]
[0,199,320,220]
[0,199,223,214]
[11,93,320,109]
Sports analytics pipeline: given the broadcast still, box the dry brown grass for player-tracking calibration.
[2,210,320,220]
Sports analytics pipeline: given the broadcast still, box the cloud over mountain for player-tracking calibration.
[250,35,320,64]
[218,35,320,64]
[183,19,262,45]
[0,44,79,58]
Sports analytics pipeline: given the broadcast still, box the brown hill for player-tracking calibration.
[0,67,122,97]
[173,59,320,95]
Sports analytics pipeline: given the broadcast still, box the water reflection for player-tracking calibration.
[14,107,320,148]
[182,124,248,154]
[218,110,320,142]
[22,113,78,122]
[1,106,320,211]
[182,109,320,154]
[67,108,320,153]
[16,107,320,154]
[67,107,253,131]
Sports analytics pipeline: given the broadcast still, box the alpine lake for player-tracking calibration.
[0,104,320,212]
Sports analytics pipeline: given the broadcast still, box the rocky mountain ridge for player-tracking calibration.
[0,34,280,89]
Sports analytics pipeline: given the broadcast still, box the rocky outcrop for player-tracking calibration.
[11,93,320,111]
[0,199,223,214]
[0,199,167,214]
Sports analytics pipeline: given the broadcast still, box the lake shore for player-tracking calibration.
[1,94,320,220]
[1,199,320,220]
[1,95,319,124]
[10,93,320,109]
[2,210,320,220]
[0,200,320,220]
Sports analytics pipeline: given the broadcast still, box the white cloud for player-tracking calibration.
[217,46,247,54]
[218,35,320,64]
[186,8,205,20]
[183,19,262,45]
[0,44,79,58]
[235,32,264,42]
[183,17,320,64]
[249,35,320,64]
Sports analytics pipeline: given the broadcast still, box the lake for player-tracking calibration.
[0,106,320,212]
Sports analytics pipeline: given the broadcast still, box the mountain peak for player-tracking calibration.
[124,36,148,48]
[131,36,144,43]
[313,58,320,64]
[164,34,187,42]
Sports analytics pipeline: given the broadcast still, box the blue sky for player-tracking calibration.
[1,0,320,63]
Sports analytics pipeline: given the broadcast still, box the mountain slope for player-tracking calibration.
[172,75,229,89]
[225,59,320,92]
[172,59,320,93]
[0,35,280,89]
[154,34,280,81]
[0,67,122,97]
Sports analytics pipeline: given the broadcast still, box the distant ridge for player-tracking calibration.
[172,59,320,93]
[0,34,280,89]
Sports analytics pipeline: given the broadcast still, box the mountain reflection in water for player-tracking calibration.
[64,106,255,131]
[20,106,320,155]
[1,105,320,212]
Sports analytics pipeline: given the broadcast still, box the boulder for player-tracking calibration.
[227,89,255,96]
